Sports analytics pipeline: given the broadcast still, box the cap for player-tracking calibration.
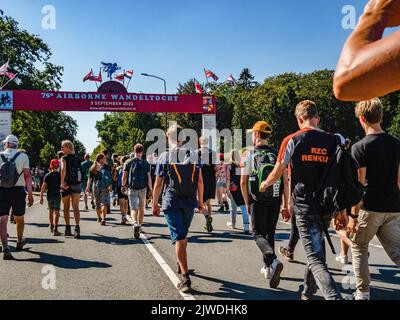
[50,159,60,169]
[248,121,272,134]
[2,135,19,145]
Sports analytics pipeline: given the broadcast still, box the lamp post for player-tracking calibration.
[141,73,168,128]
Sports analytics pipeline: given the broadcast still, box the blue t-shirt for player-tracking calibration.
[155,148,201,211]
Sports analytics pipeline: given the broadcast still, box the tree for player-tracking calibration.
[238,68,258,90]
[39,142,56,167]
[1,12,81,166]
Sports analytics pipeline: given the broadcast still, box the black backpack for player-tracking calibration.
[248,148,283,203]
[0,152,22,188]
[315,141,364,215]
[128,159,148,190]
[167,148,199,198]
[65,155,83,185]
[313,138,364,254]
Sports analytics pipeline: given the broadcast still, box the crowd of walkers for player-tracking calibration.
[0,97,399,300]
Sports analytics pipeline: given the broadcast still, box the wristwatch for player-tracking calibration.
[349,213,359,219]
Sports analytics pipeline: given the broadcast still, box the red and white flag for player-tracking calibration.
[114,73,125,81]
[125,70,134,79]
[226,74,237,86]
[204,69,219,81]
[0,61,9,75]
[83,69,94,82]
[194,79,203,94]
[91,70,102,82]
[6,72,16,80]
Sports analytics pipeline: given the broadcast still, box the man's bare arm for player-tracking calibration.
[334,0,400,101]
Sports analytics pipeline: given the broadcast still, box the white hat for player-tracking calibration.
[2,135,19,145]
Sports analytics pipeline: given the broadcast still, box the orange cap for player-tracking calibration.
[248,121,272,134]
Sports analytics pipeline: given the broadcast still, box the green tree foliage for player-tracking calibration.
[0,12,84,165]
[39,142,56,167]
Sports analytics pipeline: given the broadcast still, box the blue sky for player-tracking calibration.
[1,0,367,152]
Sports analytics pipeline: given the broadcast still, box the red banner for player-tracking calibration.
[0,90,216,114]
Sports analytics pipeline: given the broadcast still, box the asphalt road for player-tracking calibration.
[0,197,399,300]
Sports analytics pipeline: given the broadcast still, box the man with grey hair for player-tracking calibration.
[0,135,34,259]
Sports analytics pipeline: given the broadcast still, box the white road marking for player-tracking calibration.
[127,216,196,301]
[281,221,384,249]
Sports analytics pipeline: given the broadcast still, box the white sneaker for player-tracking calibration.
[243,224,250,233]
[226,221,236,230]
[269,259,283,289]
[353,290,370,300]
[335,254,349,264]
[261,267,271,280]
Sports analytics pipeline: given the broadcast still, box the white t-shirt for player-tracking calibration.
[0,148,30,187]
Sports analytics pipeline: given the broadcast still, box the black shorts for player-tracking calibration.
[117,187,128,201]
[203,184,216,203]
[62,183,82,198]
[0,187,26,217]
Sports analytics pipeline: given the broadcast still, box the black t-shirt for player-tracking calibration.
[278,128,337,215]
[352,133,400,212]
[44,171,61,199]
[197,148,216,185]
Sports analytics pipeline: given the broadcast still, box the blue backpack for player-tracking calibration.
[96,168,113,190]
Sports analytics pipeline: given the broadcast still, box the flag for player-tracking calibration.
[204,69,219,81]
[194,79,203,94]
[6,72,16,80]
[114,73,125,81]
[125,70,134,79]
[83,69,94,82]
[0,61,9,75]
[226,74,237,86]
[91,70,102,82]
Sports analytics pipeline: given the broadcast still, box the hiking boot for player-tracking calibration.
[3,249,14,260]
[65,225,72,236]
[134,224,141,239]
[91,201,96,210]
[269,259,283,289]
[217,205,224,213]
[101,219,106,226]
[261,267,271,280]
[16,238,26,251]
[353,290,370,301]
[177,276,192,293]
[205,215,213,233]
[53,228,61,236]
[279,246,294,262]
[74,226,80,239]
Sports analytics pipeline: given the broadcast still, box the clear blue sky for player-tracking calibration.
[1,0,366,152]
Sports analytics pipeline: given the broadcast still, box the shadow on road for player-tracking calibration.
[191,273,301,300]
[14,249,112,270]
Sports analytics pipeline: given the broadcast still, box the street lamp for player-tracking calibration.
[141,73,168,128]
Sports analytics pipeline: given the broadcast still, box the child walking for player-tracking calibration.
[40,159,62,236]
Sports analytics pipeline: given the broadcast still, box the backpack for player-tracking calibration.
[315,141,364,215]
[0,152,22,188]
[313,137,365,255]
[248,148,283,202]
[128,159,148,190]
[65,155,82,185]
[117,167,123,187]
[95,168,113,190]
[167,149,199,198]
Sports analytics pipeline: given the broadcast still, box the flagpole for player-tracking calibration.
[126,77,132,92]
[0,61,9,88]
[0,73,18,90]
[0,75,5,89]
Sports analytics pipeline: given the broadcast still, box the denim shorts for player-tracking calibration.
[164,207,195,243]
[128,188,147,211]
[47,197,61,211]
